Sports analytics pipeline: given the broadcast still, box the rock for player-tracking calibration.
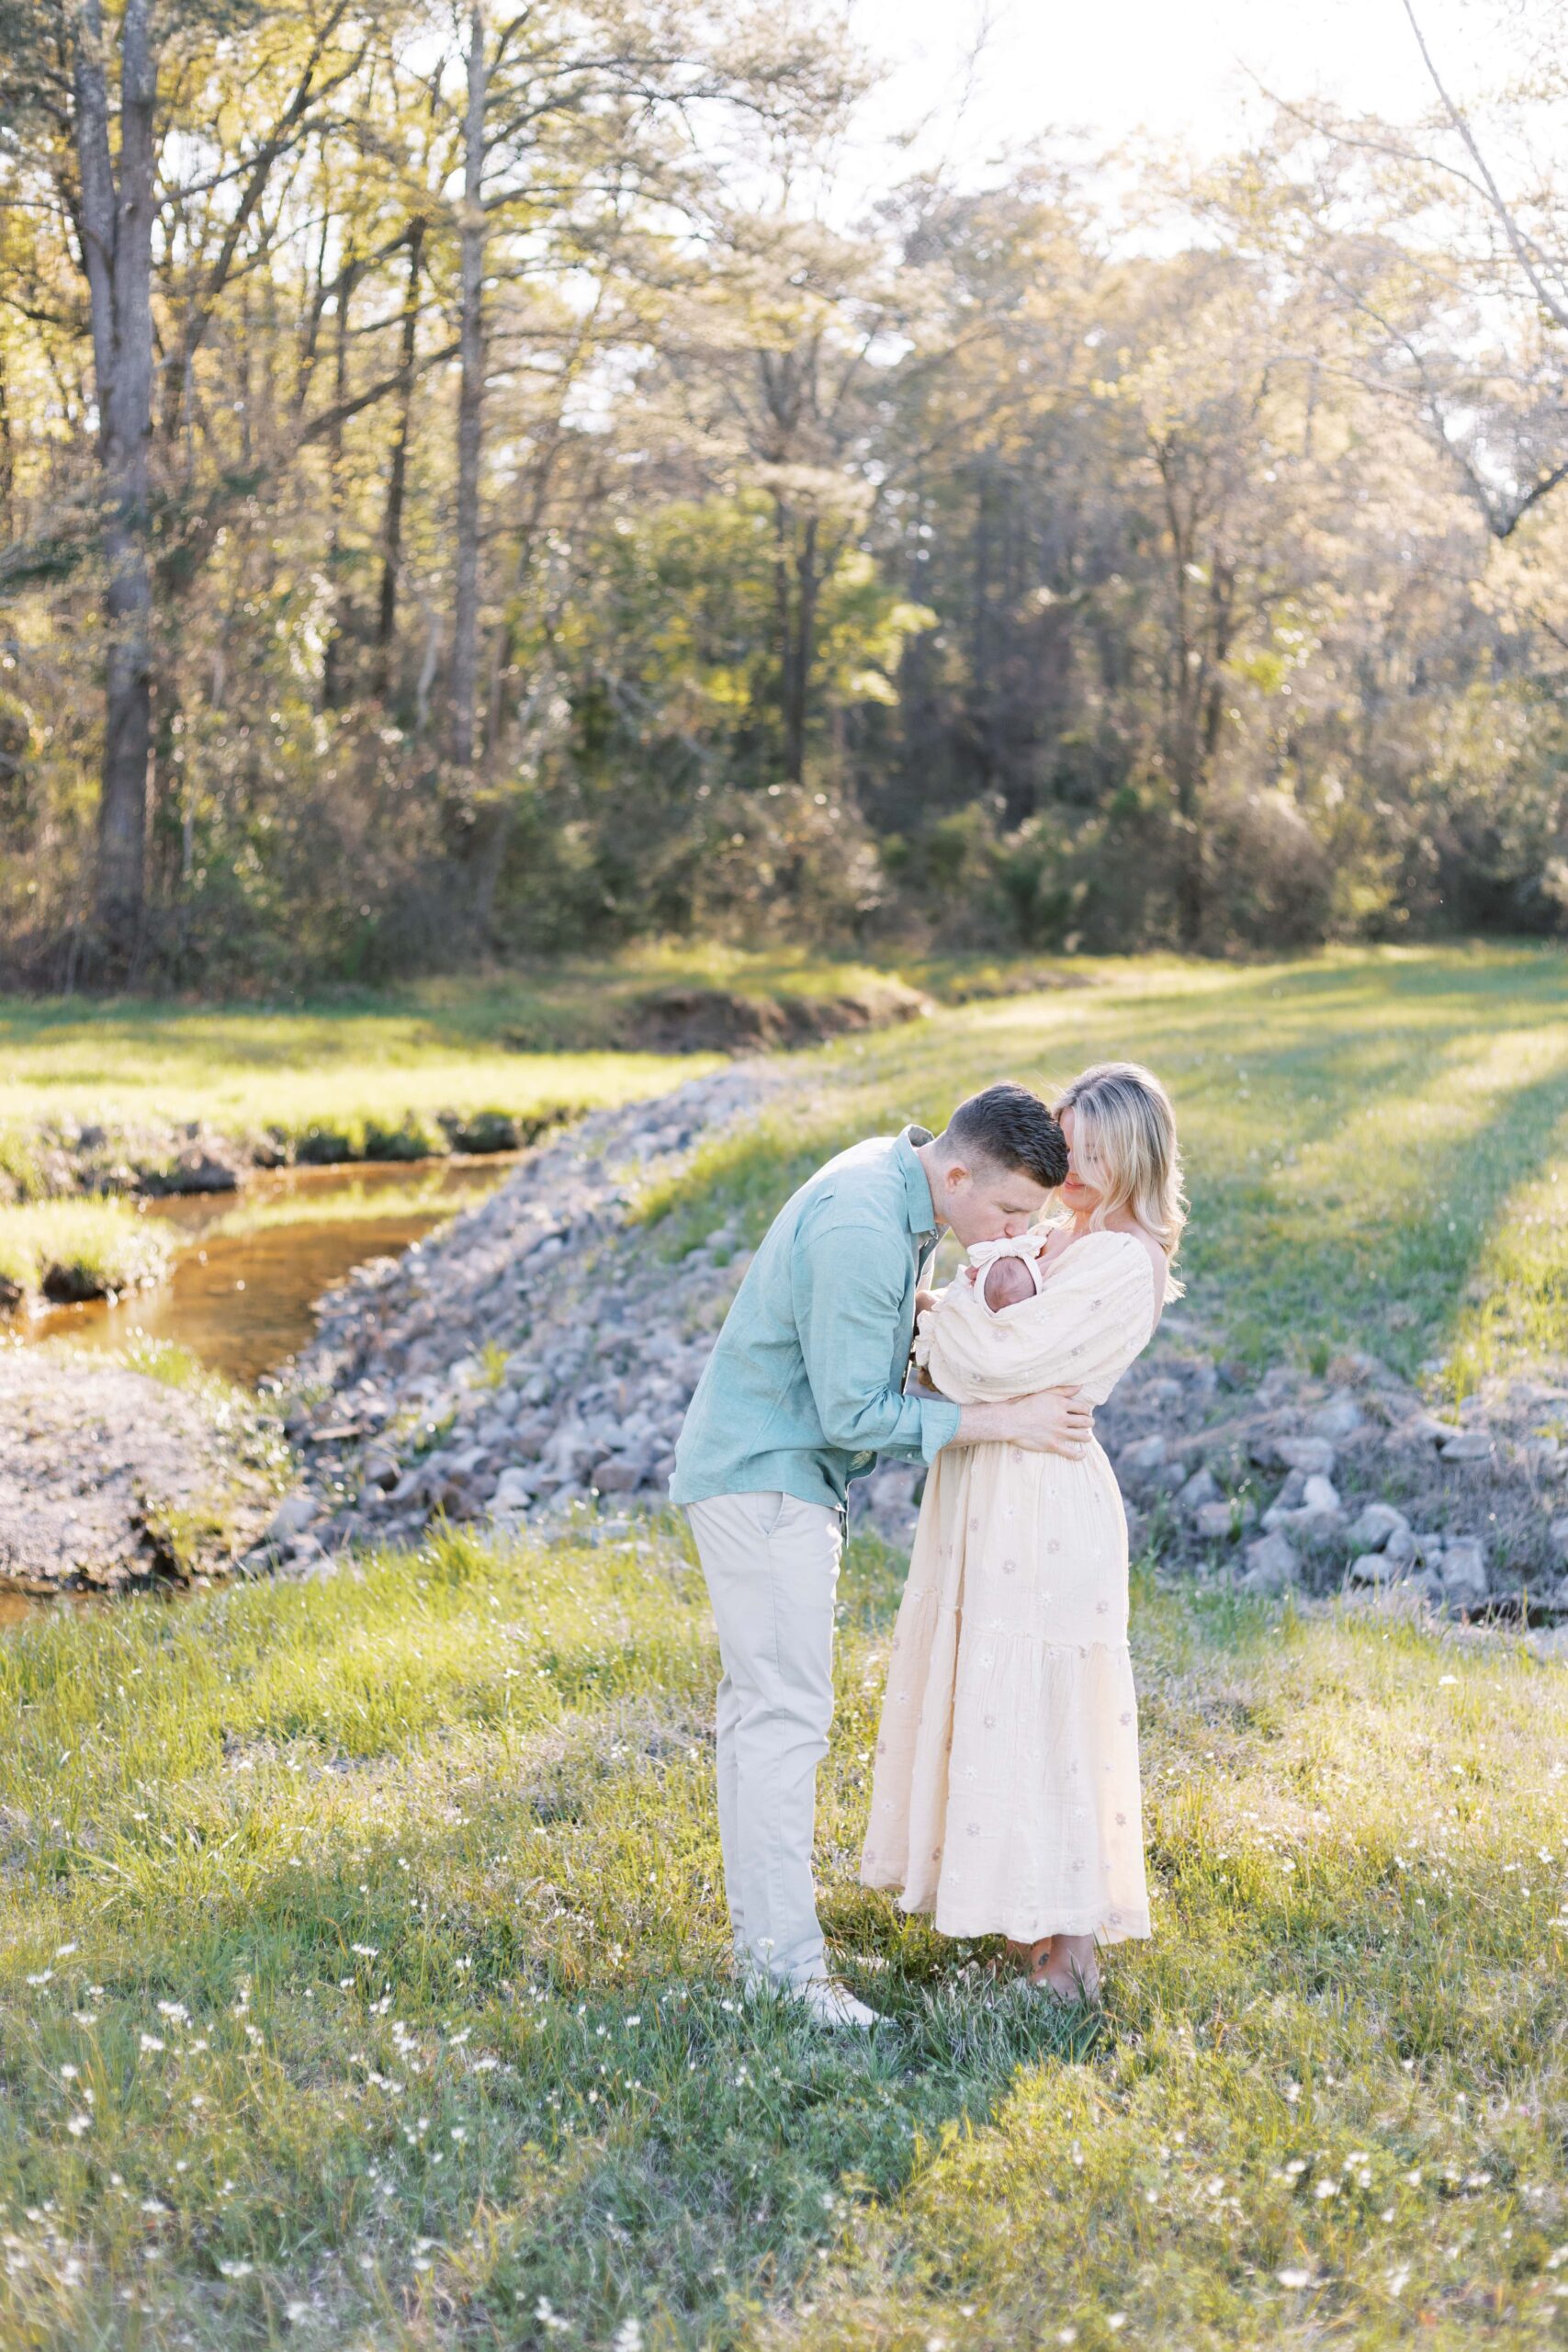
[1550,1519,1568,1563]
[1143,1376,1183,1408]
[1311,1390,1364,1441]
[1519,1438,1562,1476]
[1120,1435,1168,1472]
[1348,1551,1396,1586]
[1347,1502,1410,1551]
[491,1467,536,1510]
[1440,1537,1488,1606]
[267,1492,319,1544]
[1382,1523,1417,1566]
[1301,1473,1342,1517]
[1440,1430,1493,1464]
[361,1450,400,1491]
[1194,1498,1252,1542]
[594,1455,649,1494]
[1179,1465,1222,1512]
[1253,1435,1336,1477]
[1240,1532,1299,1594]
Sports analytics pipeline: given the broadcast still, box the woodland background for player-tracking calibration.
[4,0,1568,985]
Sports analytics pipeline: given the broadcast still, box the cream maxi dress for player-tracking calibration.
[860,1227,1161,1947]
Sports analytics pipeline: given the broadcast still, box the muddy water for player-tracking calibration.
[30,1156,513,1385]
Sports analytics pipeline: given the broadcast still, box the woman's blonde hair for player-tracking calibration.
[1052,1061,1187,1291]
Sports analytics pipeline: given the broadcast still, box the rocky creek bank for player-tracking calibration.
[263,1066,1568,1633]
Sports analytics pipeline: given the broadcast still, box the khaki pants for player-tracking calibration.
[684,1490,843,1987]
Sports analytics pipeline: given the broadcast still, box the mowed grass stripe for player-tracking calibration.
[637,944,1568,1394]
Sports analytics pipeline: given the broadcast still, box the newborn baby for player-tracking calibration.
[972,1232,1049,1314]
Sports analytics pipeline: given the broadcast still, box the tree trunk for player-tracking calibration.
[321,250,358,710]
[779,511,818,787]
[73,0,160,958]
[449,5,487,768]
[374,219,425,699]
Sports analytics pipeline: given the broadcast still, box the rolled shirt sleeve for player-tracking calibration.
[792,1216,960,1466]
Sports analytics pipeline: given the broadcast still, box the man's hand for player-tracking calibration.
[953,1387,1093,1458]
[914,1286,940,1317]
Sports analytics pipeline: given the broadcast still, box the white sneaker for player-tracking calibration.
[797,1976,879,2030]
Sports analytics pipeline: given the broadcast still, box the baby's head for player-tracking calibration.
[980,1250,1040,1313]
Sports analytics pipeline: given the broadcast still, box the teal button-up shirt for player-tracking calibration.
[670,1125,963,1512]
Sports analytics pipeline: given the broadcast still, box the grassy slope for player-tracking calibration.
[1,1528,1565,2351]
[638,943,1568,1396]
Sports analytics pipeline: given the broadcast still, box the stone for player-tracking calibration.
[1194,1498,1252,1542]
[1410,1530,1445,1566]
[1311,1390,1364,1441]
[1440,1536,1488,1606]
[1382,1523,1417,1567]
[1120,1435,1168,1471]
[1301,1473,1342,1517]
[594,1455,649,1494]
[491,1466,537,1510]
[1179,1464,1222,1511]
[1439,1430,1493,1464]
[1550,1518,1568,1563]
[1348,1551,1396,1586]
[1253,1435,1336,1477]
[1143,1376,1183,1408]
[267,1492,318,1544]
[361,1450,400,1491]
[1240,1532,1299,1594]
[1346,1502,1410,1551]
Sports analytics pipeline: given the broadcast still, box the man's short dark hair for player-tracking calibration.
[944,1082,1068,1190]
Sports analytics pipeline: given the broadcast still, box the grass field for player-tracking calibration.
[0,943,931,1160]
[637,943,1568,1397]
[1,1522,1565,2350]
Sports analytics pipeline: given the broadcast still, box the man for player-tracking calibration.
[671,1082,1090,2028]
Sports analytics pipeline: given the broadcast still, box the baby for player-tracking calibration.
[971,1231,1050,1314]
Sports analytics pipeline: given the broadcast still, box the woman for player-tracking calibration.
[859,1062,1185,2001]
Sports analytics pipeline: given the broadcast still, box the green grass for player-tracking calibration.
[0,1197,175,1306]
[633,942,1568,1397]
[0,1523,1565,2349]
[0,943,948,1155]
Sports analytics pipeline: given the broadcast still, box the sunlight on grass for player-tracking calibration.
[636,944,1568,1390]
[0,1196,174,1306]
[1,1526,1565,2347]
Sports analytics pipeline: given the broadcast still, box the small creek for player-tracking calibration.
[28,1156,514,1385]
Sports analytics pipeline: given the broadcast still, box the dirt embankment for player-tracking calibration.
[0,1348,284,1596]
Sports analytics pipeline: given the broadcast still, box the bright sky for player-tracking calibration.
[849,0,1497,175]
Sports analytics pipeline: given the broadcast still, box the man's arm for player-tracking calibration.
[908,1366,1093,1456]
[793,1218,958,1464]
[953,1393,1093,1454]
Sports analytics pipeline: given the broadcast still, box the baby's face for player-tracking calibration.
[981,1253,1037,1311]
